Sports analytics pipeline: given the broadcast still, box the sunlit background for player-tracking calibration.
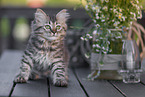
[0,0,83,7]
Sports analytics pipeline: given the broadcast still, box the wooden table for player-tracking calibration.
[0,50,145,97]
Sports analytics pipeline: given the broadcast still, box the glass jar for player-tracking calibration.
[118,40,142,83]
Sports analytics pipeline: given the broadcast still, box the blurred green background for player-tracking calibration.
[0,0,86,51]
[0,0,81,7]
[0,0,145,8]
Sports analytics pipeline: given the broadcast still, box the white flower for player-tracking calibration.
[102,14,105,18]
[113,21,120,26]
[107,41,110,44]
[96,16,100,19]
[96,13,99,15]
[93,20,96,23]
[96,44,101,48]
[103,6,108,11]
[94,6,100,12]
[96,39,99,42]
[113,9,117,13]
[85,5,89,10]
[105,0,109,3]
[113,22,118,27]
[116,36,122,39]
[92,6,96,11]
[130,21,133,25]
[110,8,113,11]
[100,37,103,39]
[89,36,93,39]
[111,38,115,41]
[101,19,105,22]
[80,37,84,40]
[102,46,105,50]
[130,12,133,14]
[137,11,142,19]
[85,38,88,41]
[118,13,122,19]
[108,29,111,33]
[109,49,112,52]
[93,44,96,47]
[119,8,122,12]
[122,16,125,21]
[86,34,90,36]
[133,13,136,18]
[95,24,100,28]
[112,19,115,22]
[96,49,100,52]
[93,30,97,34]
[103,51,107,54]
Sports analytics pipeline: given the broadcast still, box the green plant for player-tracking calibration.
[81,0,143,54]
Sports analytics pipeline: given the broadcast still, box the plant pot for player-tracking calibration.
[90,53,124,80]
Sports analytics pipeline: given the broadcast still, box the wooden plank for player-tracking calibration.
[50,69,86,97]
[75,67,124,97]
[7,50,48,97]
[0,50,48,97]
[0,50,23,96]
[141,58,145,71]
[12,79,48,97]
[110,81,145,97]
[110,59,145,97]
[141,58,145,83]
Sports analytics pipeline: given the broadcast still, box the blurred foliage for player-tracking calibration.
[0,0,145,9]
[0,17,10,37]
[46,0,79,7]
[0,0,27,6]
[15,17,28,24]
[143,0,145,9]
[0,0,81,7]
[13,17,30,41]
[71,19,84,29]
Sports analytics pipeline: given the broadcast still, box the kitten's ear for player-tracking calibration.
[35,9,49,27]
[56,9,70,25]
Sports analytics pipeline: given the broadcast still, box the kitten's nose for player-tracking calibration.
[52,29,56,33]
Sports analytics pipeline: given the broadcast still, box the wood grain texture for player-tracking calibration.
[141,58,145,83]
[0,50,48,97]
[0,50,23,96]
[74,67,124,97]
[1,50,145,97]
[110,58,145,97]
[49,69,86,97]
[110,81,145,97]
[12,79,48,97]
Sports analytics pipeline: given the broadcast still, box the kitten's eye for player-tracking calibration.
[45,25,51,29]
[56,25,61,31]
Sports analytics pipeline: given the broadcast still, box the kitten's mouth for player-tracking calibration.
[40,34,58,41]
[47,36,57,41]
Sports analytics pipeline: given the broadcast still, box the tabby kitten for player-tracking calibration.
[14,9,70,87]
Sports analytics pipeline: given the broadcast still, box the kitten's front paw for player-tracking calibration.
[53,78,68,87]
[14,75,27,83]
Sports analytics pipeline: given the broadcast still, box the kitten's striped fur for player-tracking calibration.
[14,9,70,87]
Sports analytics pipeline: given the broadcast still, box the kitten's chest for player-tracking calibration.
[33,41,59,63]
